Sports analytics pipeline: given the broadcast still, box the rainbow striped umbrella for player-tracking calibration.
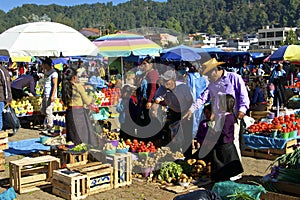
[270,45,300,63]
[93,33,162,57]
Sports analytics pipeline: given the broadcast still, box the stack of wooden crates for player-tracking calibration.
[52,162,113,199]
[51,152,133,199]
[0,131,9,172]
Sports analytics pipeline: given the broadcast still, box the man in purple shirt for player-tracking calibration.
[11,73,40,100]
[183,58,250,180]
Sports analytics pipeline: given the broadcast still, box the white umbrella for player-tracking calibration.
[0,21,99,57]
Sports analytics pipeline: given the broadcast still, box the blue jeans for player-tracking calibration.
[0,102,5,130]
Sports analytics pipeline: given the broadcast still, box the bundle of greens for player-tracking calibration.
[157,162,183,183]
[270,147,300,169]
[268,147,300,183]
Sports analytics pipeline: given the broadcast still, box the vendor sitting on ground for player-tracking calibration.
[11,72,40,100]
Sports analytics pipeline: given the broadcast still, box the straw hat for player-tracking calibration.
[202,58,225,75]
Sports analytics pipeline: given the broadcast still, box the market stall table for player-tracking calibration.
[242,134,299,160]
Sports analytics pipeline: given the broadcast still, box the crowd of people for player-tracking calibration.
[1,54,299,183]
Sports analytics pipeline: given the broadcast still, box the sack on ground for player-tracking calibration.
[2,106,20,133]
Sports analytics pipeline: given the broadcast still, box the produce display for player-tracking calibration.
[70,143,88,152]
[131,146,209,186]
[117,139,129,149]
[177,159,208,177]
[157,162,183,183]
[246,114,300,138]
[263,146,300,194]
[102,128,119,141]
[178,173,193,184]
[11,96,66,116]
[90,87,121,107]
[103,143,116,151]
[126,139,157,153]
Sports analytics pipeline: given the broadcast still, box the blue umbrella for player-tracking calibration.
[162,44,223,54]
[269,45,300,62]
[161,45,201,61]
[53,58,69,65]
[269,45,288,61]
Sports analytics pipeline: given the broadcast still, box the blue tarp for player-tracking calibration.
[4,138,50,157]
[250,52,266,59]
[0,55,9,62]
[244,134,300,150]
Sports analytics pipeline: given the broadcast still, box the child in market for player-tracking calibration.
[209,94,244,181]
[116,84,138,141]
[195,103,212,146]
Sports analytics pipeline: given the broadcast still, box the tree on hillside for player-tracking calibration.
[284,29,299,45]
[165,17,182,33]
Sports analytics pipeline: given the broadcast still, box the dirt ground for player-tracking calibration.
[0,122,274,200]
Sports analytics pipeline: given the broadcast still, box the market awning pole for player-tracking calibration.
[121,57,124,85]
[276,97,280,117]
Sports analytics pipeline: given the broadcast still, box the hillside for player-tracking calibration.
[0,0,299,37]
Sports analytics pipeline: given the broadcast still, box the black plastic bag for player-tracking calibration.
[2,105,20,134]
[173,189,222,200]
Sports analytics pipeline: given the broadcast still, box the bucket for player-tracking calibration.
[281,132,289,139]
[289,130,298,139]
[141,167,154,177]
[269,112,275,119]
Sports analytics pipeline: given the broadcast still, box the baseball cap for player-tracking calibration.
[160,70,176,81]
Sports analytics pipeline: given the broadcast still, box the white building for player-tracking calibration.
[258,26,297,48]
[228,39,250,52]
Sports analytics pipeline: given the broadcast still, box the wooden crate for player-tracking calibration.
[250,111,270,122]
[9,155,60,194]
[271,180,300,197]
[106,153,132,188]
[64,151,89,168]
[0,150,5,172]
[52,169,88,200]
[242,139,297,160]
[0,131,8,151]
[68,162,113,195]
[260,191,300,200]
[88,149,106,163]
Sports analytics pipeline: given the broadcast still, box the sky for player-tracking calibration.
[0,0,143,13]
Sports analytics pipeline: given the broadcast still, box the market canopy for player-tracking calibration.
[161,44,201,61]
[269,45,300,62]
[162,44,223,54]
[0,21,99,57]
[93,33,162,57]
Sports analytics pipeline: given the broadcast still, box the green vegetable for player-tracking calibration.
[157,162,183,182]
[268,147,300,169]
[71,143,87,152]
[227,189,256,200]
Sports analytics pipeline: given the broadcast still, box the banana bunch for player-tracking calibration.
[117,139,129,149]
[104,143,116,150]
[102,128,119,140]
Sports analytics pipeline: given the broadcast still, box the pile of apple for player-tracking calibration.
[125,139,157,153]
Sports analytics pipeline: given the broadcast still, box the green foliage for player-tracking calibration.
[0,0,300,37]
[157,161,183,182]
[284,29,299,45]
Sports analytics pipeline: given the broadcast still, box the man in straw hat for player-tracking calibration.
[183,57,250,181]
